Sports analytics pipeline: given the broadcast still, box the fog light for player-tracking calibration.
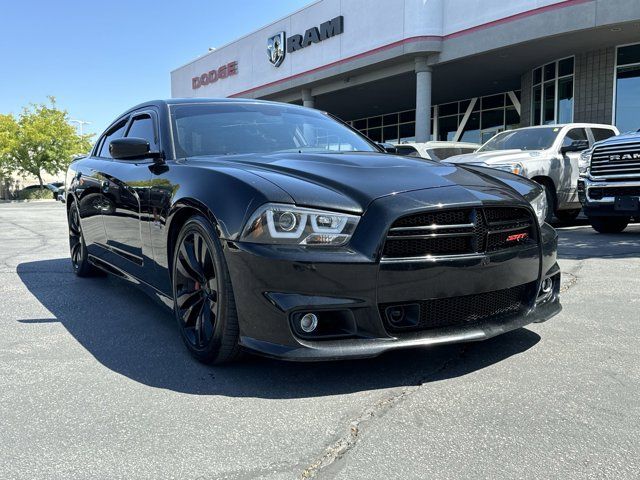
[541,277,553,294]
[300,313,318,333]
[387,306,405,325]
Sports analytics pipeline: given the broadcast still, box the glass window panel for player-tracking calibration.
[482,94,505,110]
[543,62,556,82]
[437,115,458,141]
[461,113,480,144]
[562,128,588,148]
[353,119,367,131]
[481,109,504,131]
[99,120,128,158]
[558,57,574,77]
[615,65,640,133]
[617,43,640,66]
[532,85,542,126]
[543,82,555,124]
[398,122,415,142]
[533,67,542,85]
[383,113,398,126]
[383,125,398,143]
[126,115,158,150]
[367,127,382,142]
[472,98,481,112]
[459,100,471,113]
[399,110,415,123]
[367,116,382,128]
[557,77,574,124]
[591,128,617,142]
[505,107,520,130]
[439,102,458,116]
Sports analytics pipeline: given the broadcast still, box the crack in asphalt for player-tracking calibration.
[300,345,469,479]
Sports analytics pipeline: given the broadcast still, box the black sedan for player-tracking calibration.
[65,99,561,363]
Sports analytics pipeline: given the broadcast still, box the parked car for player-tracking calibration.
[578,131,640,233]
[21,182,64,200]
[394,141,479,161]
[65,98,561,364]
[447,124,619,222]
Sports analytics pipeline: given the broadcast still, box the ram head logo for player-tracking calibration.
[267,31,286,67]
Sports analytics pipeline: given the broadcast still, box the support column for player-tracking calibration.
[415,57,433,143]
[302,88,315,109]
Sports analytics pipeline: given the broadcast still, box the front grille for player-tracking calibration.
[382,206,536,259]
[379,282,534,333]
[588,186,640,200]
[590,142,640,179]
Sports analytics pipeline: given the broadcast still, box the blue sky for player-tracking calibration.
[0,0,310,137]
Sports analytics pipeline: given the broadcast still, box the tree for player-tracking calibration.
[0,97,93,188]
[0,113,18,178]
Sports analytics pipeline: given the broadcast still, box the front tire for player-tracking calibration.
[68,203,97,277]
[589,216,630,234]
[172,215,241,364]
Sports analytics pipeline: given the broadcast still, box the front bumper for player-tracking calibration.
[578,178,640,217]
[224,201,561,361]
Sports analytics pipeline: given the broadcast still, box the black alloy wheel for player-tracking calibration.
[68,203,95,277]
[172,216,240,364]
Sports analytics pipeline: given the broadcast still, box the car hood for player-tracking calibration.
[447,149,548,165]
[192,152,521,214]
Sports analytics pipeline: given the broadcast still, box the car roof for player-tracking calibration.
[395,141,480,148]
[514,123,617,130]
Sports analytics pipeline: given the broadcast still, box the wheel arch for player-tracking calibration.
[166,199,221,279]
[531,175,557,211]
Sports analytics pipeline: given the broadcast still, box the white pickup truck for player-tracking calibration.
[447,124,619,222]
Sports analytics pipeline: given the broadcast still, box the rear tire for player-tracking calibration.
[555,208,581,222]
[172,215,241,364]
[589,216,630,234]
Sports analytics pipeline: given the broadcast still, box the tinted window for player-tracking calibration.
[479,127,560,152]
[170,103,377,157]
[98,120,128,158]
[395,146,419,157]
[126,114,158,150]
[591,128,617,142]
[562,128,588,147]
[615,65,640,133]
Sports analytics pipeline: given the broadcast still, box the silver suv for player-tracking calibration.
[447,124,619,222]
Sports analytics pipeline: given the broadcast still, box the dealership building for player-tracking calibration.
[171,0,640,145]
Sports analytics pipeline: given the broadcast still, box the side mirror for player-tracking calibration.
[561,139,589,154]
[110,137,162,161]
[377,142,397,154]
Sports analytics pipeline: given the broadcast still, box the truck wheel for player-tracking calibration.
[589,216,630,234]
[555,209,581,222]
[541,185,555,224]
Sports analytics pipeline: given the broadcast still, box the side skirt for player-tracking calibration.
[88,255,174,311]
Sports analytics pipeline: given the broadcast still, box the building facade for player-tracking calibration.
[171,0,640,143]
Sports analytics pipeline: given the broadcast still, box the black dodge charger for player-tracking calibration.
[65,99,561,363]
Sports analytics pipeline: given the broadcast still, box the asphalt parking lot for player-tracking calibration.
[1,201,638,479]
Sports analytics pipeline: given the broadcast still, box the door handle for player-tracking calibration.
[101,181,110,193]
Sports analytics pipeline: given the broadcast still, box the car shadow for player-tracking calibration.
[556,222,640,260]
[17,258,541,398]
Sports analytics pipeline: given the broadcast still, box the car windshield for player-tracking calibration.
[478,127,560,152]
[170,102,377,157]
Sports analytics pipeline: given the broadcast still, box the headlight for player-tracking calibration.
[241,203,360,246]
[579,149,591,176]
[493,162,524,176]
[529,190,548,225]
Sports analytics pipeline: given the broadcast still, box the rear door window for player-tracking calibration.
[591,128,617,143]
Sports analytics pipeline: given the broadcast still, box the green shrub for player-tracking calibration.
[17,187,54,200]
